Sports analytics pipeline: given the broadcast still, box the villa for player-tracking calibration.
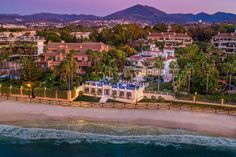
[211,31,236,54]
[83,80,146,103]
[40,42,109,74]
[147,32,193,48]
[126,44,176,82]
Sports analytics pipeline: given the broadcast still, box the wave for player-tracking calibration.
[0,124,236,147]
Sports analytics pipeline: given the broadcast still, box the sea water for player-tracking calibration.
[0,120,235,157]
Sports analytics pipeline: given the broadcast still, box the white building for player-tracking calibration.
[83,80,145,103]
[71,32,91,39]
[126,45,176,82]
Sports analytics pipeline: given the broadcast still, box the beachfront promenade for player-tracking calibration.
[0,94,236,116]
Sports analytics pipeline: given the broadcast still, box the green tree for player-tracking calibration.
[154,57,164,91]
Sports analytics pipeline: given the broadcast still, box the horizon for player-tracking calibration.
[1,0,236,16]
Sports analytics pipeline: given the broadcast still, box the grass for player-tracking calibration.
[175,92,236,105]
[74,95,120,103]
[145,81,173,92]
[74,95,100,102]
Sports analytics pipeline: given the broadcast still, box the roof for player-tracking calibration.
[129,55,143,61]
[213,33,236,39]
[148,32,192,38]
[47,42,109,53]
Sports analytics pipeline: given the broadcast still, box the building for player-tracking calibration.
[71,32,92,39]
[126,44,176,82]
[41,42,109,74]
[147,32,193,48]
[83,80,145,103]
[0,30,44,55]
[211,32,236,54]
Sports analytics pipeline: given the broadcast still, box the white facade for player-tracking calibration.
[127,45,176,82]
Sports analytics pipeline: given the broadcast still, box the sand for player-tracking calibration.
[0,99,236,137]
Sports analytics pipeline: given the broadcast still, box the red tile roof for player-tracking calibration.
[47,42,109,54]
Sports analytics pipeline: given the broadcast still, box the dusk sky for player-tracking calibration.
[1,0,236,15]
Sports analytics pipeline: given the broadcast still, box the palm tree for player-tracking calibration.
[169,61,179,89]
[186,63,194,93]
[56,52,77,90]
[141,59,152,76]
[203,63,212,94]
[154,57,164,91]
[220,62,236,91]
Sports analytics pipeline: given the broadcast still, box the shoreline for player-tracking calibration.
[0,100,236,138]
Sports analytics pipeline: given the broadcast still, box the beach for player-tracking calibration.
[0,99,236,138]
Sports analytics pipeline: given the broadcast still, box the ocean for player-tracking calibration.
[0,120,235,157]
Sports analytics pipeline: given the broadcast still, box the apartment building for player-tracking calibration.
[147,32,193,48]
[211,32,236,54]
[41,42,109,74]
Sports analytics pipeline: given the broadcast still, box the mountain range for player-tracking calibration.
[1,4,236,24]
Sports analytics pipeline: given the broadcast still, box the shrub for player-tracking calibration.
[11,87,21,95]
[151,96,157,103]
[57,90,68,99]
[158,96,165,103]
[1,86,10,95]
[34,88,44,97]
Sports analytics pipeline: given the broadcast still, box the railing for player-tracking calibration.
[0,95,236,116]
[144,90,174,96]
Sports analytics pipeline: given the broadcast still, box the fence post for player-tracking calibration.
[221,98,224,105]
[20,86,23,96]
[44,87,47,98]
[9,85,12,96]
[67,90,72,101]
[55,90,58,99]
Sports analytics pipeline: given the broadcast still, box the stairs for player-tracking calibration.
[99,96,109,103]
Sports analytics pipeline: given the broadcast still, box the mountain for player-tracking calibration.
[0,13,100,23]
[0,5,236,24]
[104,4,174,24]
[105,5,236,24]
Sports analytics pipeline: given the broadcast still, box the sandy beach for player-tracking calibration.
[0,99,236,138]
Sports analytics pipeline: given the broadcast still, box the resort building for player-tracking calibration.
[147,32,193,48]
[40,42,109,74]
[126,44,176,82]
[83,80,146,103]
[211,32,236,54]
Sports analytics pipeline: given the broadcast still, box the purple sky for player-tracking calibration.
[1,0,236,15]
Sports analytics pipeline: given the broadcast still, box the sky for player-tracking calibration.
[1,0,236,16]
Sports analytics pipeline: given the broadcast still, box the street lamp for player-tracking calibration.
[27,83,32,98]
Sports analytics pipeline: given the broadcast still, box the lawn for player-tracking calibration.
[74,95,100,102]
[145,81,173,92]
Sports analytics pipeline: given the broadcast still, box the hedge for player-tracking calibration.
[1,86,10,95]
[46,88,56,98]
[11,87,21,95]
[57,90,68,99]
[34,88,44,97]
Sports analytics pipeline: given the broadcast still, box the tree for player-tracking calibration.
[154,57,164,91]
[56,52,77,90]
[21,57,41,82]
[153,23,169,32]
[169,61,179,91]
